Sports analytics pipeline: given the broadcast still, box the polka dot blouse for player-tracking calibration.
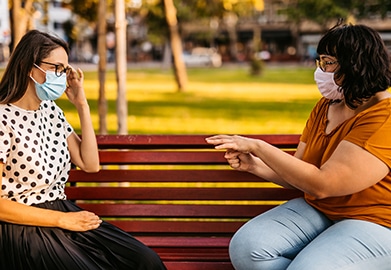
[0,101,74,205]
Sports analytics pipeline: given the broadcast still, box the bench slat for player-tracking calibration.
[66,186,302,200]
[157,250,229,261]
[95,134,300,149]
[98,150,295,165]
[76,203,280,218]
[138,236,230,247]
[160,253,229,261]
[104,220,245,234]
[137,237,231,264]
[163,262,234,270]
[98,151,228,165]
[68,169,264,182]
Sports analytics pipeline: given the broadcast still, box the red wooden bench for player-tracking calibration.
[66,134,303,270]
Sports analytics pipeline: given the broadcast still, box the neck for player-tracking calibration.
[12,82,41,110]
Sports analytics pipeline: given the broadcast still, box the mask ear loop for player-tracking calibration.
[31,64,50,85]
[29,69,39,84]
[33,63,47,74]
[29,75,39,84]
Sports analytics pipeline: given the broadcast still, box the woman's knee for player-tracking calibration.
[287,220,391,270]
[229,231,292,270]
[228,198,332,269]
[228,206,295,270]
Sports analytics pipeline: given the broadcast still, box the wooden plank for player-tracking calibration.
[156,247,229,259]
[68,169,266,183]
[137,237,231,264]
[163,262,234,270]
[76,204,278,218]
[95,135,211,149]
[98,151,228,165]
[97,150,295,165]
[104,220,245,234]
[137,236,230,247]
[160,253,229,261]
[66,186,303,200]
[94,134,300,149]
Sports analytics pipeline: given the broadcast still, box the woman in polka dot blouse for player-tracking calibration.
[0,30,166,269]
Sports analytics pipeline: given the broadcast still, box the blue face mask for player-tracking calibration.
[30,64,67,101]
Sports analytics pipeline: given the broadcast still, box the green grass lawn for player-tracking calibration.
[3,63,321,134]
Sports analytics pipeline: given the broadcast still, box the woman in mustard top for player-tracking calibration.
[206,21,391,269]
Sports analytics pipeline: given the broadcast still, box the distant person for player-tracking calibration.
[106,31,115,62]
[0,30,166,270]
[207,21,391,269]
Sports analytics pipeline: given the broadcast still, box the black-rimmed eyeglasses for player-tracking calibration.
[40,61,71,77]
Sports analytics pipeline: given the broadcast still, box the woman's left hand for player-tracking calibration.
[65,67,87,106]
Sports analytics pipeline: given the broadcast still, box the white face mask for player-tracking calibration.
[314,67,343,100]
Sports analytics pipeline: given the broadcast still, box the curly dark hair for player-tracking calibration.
[317,20,391,109]
[0,30,69,104]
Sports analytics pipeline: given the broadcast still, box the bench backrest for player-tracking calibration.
[66,134,303,267]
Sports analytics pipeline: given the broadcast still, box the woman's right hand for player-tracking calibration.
[206,135,257,154]
[57,210,102,231]
[224,150,257,172]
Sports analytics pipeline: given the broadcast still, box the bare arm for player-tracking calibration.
[0,164,101,231]
[207,135,389,199]
[65,67,99,172]
[216,141,307,189]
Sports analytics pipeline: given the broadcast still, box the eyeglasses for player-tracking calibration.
[40,61,71,77]
[316,59,338,72]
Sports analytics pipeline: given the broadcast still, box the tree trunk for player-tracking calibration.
[11,0,34,50]
[253,23,261,54]
[161,38,172,69]
[163,0,187,92]
[97,0,107,135]
[114,0,128,134]
[224,12,238,62]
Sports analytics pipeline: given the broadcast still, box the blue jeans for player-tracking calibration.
[229,198,391,270]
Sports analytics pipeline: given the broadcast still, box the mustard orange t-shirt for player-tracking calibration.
[300,97,391,228]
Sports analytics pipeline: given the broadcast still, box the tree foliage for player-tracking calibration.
[70,0,99,22]
[284,0,347,29]
[283,0,391,29]
[141,0,167,44]
[141,0,257,44]
[352,0,391,19]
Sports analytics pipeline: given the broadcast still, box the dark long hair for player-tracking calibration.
[317,21,391,109]
[0,30,69,104]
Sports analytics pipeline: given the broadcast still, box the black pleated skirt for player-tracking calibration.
[0,200,167,270]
